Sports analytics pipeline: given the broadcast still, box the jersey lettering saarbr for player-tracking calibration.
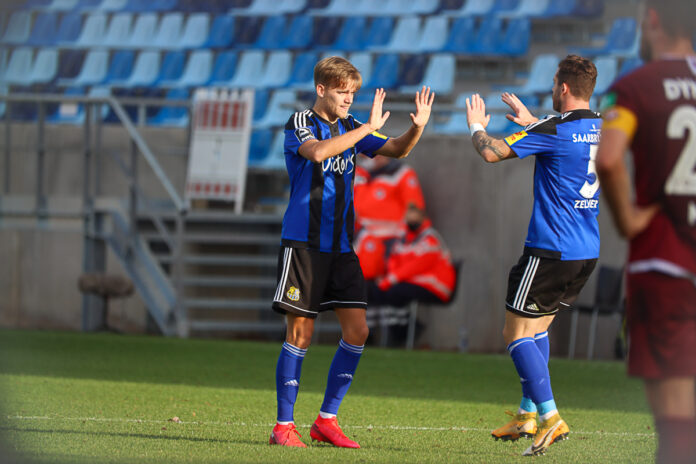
[603,57,696,276]
[504,109,603,261]
[282,109,389,253]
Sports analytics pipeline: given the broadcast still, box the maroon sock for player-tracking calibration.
[654,418,696,464]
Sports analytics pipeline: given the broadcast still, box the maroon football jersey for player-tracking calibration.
[605,57,696,275]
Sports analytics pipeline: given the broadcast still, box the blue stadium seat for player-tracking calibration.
[179,13,210,49]
[205,15,235,48]
[152,13,184,49]
[282,15,313,50]
[498,0,549,18]
[0,84,8,120]
[492,0,520,16]
[207,51,237,86]
[103,12,133,48]
[258,51,292,88]
[127,13,158,49]
[95,0,128,11]
[573,17,637,57]
[363,17,394,49]
[102,49,135,86]
[371,16,420,53]
[51,85,111,124]
[252,88,269,122]
[348,52,372,86]
[442,17,475,54]
[250,15,286,50]
[155,50,185,87]
[118,50,160,88]
[22,0,52,10]
[416,16,448,53]
[254,89,296,128]
[227,50,265,88]
[253,129,286,170]
[285,51,317,91]
[26,12,57,46]
[148,87,190,127]
[364,53,399,90]
[444,0,495,16]
[399,55,426,89]
[313,17,342,49]
[248,128,274,166]
[28,47,58,85]
[404,0,440,15]
[507,53,558,95]
[349,91,371,123]
[234,16,263,46]
[173,50,212,88]
[0,49,8,82]
[432,94,469,135]
[0,11,32,44]
[540,0,575,17]
[56,12,83,45]
[74,0,103,11]
[401,54,455,95]
[2,47,34,86]
[74,13,108,48]
[55,49,85,81]
[572,0,604,18]
[309,0,367,16]
[45,0,79,10]
[498,18,530,56]
[470,16,503,55]
[58,49,109,86]
[484,92,517,134]
[329,17,367,52]
[593,55,618,95]
[232,0,306,16]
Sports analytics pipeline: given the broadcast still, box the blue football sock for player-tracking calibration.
[508,337,554,411]
[320,339,364,415]
[276,342,307,423]
[518,331,550,413]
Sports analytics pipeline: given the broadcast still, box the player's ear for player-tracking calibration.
[316,84,325,98]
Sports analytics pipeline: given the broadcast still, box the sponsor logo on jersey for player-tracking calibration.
[295,127,314,143]
[574,199,599,209]
[287,286,300,301]
[322,153,355,175]
[505,131,528,145]
[572,132,600,143]
[526,303,539,313]
[663,78,696,101]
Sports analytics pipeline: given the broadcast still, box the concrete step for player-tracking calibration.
[181,275,276,288]
[155,253,277,267]
[184,298,270,310]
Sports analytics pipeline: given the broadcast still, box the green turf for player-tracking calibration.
[0,329,655,463]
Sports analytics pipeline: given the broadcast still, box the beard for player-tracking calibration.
[552,89,561,113]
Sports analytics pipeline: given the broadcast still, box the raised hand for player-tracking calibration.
[410,86,435,128]
[501,92,538,127]
[465,93,491,128]
[368,88,391,132]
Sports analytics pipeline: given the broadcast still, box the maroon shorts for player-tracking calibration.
[627,271,696,379]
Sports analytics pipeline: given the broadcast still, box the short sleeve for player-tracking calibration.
[600,75,639,139]
[351,117,389,157]
[503,117,557,159]
[284,111,317,156]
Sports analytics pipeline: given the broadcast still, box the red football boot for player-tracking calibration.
[310,415,360,448]
[269,423,307,448]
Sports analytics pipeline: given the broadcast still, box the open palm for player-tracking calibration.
[410,86,435,128]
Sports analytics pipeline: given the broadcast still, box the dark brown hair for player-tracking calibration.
[313,56,362,90]
[556,55,597,100]
[645,0,696,39]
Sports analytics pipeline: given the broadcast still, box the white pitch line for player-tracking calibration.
[3,415,655,437]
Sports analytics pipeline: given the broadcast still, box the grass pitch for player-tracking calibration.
[0,329,654,463]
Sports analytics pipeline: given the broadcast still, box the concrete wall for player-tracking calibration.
[0,124,629,358]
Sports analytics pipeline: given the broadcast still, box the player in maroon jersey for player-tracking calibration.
[596,1,696,462]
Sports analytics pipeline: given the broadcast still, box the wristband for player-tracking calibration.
[469,123,485,135]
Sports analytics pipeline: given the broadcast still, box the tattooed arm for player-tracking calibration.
[466,93,518,163]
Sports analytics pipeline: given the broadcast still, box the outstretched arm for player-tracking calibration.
[298,89,390,163]
[501,92,538,127]
[376,86,435,159]
[466,93,517,163]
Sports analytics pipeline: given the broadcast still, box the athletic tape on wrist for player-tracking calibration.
[469,123,485,135]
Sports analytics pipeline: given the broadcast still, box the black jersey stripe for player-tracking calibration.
[307,114,324,250]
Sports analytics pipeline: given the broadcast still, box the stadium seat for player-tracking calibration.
[252,88,269,122]
[127,13,158,49]
[573,17,637,57]
[55,49,85,82]
[155,50,185,87]
[470,16,503,55]
[207,51,237,86]
[44,0,79,10]
[309,0,368,16]
[94,0,128,11]
[349,91,371,122]
[313,16,342,49]
[74,0,103,11]
[28,47,58,85]
[2,47,34,86]
[285,51,317,91]
[364,53,399,90]
[442,17,475,54]
[414,16,448,53]
[205,15,235,48]
[0,84,7,120]
[506,53,558,95]
[232,0,306,16]
[248,128,274,166]
[444,0,495,16]
[250,15,286,50]
[484,92,517,134]
[226,50,265,88]
[362,17,395,50]
[118,50,160,88]
[540,0,575,17]
[254,89,297,128]
[329,17,367,52]
[148,87,190,127]
[103,13,133,48]
[404,0,440,15]
[498,18,530,56]
[21,0,52,10]
[491,0,521,16]
[74,13,108,48]
[398,54,426,89]
[498,0,549,18]
[56,12,84,45]
[282,15,313,50]
[432,94,468,135]
[254,129,286,170]
[348,52,372,86]
[572,0,604,18]
[593,56,618,95]
[172,50,212,88]
[152,13,184,49]
[0,49,8,82]
[234,16,263,46]
[58,49,109,87]
[371,16,420,53]
[51,85,111,124]
[26,12,58,46]
[0,11,32,44]
[401,54,455,95]
[179,13,210,49]
[258,51,292,88]
[104,49,137,85]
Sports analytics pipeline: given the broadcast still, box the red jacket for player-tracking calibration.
[382,219,456,302]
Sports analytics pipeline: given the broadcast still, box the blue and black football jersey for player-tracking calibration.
[504,109,602,261]
[282,109,389,253]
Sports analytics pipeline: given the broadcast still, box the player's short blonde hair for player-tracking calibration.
[313,56,362,91]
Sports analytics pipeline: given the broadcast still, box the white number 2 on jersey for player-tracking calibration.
[665,105,696,225]
[579,144,600,199]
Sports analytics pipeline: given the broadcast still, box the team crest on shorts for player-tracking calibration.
[287,286,300,301]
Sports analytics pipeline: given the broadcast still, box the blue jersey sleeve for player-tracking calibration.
[284,111,317,156]
[503,117,557,159]
[351,117,389,157]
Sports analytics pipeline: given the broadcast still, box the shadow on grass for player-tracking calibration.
[0,329,647,413]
